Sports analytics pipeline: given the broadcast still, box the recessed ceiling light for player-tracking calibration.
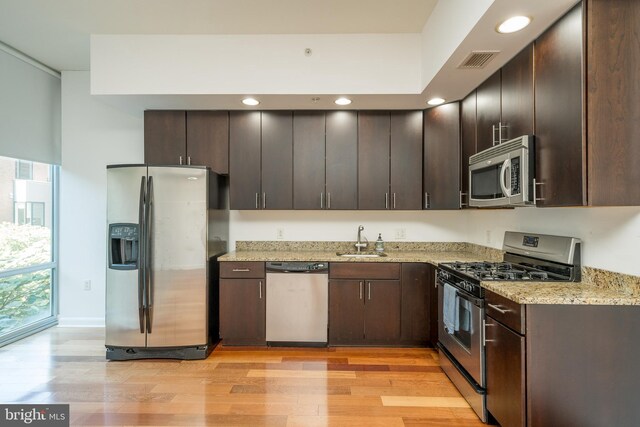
[427,98,445,106]
[242,97,259,106]
[497,16,531,34]
[334,97,352,106]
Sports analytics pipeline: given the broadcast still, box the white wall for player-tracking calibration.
[59,71,143,326]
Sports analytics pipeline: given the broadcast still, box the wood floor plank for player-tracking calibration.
[381,396,471,408]
[246,369,357,379]
[286,415,405,427]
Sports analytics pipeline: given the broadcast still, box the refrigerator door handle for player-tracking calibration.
[137,176,146,333]
[145,176,154,334]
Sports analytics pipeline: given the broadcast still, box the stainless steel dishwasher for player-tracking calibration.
[265,261,328,346]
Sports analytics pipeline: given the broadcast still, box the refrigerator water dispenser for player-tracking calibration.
[109,223,139,270]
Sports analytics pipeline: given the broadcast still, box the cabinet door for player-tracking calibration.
[329,280,365,345]
[460,91,477,201]
[476,71,502,153]
[261,111,293,209]
[229,111,261,210]
[358,112,390,210]
[534,4,585,207]
[186,111,229,174]
[400,263,432,346]
[293,112,326,209]
[144,110,186,165]
[485,317,526,427]
[423,103,461,210]
[326,111,358,209]
[364,280,401,344]
[219,278,265,345]
[501,44,534,140]
[390,111,423,210]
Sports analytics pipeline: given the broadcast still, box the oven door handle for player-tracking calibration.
[437,278,484,307]
[500,158,512,198]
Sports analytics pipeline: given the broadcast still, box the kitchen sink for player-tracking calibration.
[336,252,387,258]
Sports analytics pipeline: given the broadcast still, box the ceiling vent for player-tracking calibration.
[458,51,499,69]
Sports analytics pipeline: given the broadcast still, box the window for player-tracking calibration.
[1,156,57,346]
[15,160,33,180]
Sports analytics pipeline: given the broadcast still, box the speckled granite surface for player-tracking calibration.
[220,241,640,306]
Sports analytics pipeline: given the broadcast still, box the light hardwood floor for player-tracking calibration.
[0,327,484,426]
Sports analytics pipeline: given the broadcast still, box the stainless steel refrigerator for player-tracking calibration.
[105,165,228,360]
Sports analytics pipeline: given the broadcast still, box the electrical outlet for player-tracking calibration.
[276,228,285,240]
[394,228,406,240]
[83,280,91,291]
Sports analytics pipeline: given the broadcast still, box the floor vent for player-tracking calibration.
[458,51,499,69]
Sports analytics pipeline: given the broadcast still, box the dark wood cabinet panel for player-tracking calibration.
[293,112,326,209]
[364,280,401,344]
[261,112,293,209]
[229,111,262,209]
[330,262,400,280]
[329,280,365,345]
[534,4,586,207]
[219,278,265,345]
[390,111,423,210]
[476,71,502,153]
[144,110,186,166]
[400,264,432,346]
[501,44,534,141]
[460,91,477,201]
[186,111,229,174]
[485,316,526,427]
[219,262,265,279]
[423,103,461,210]
[587,0,640,206]
[326,111,358,210]
[358,112,390,210]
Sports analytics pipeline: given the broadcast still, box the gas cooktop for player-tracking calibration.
[439,261,565,282]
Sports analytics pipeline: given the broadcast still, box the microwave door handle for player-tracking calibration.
[500,159,511,197]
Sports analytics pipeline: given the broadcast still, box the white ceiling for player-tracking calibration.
[0,0,438,71]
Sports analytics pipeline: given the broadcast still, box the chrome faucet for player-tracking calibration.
[355,225,368,252]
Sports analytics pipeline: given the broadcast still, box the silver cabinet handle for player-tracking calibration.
[533,179,545,205]
[483,318,496,345]
[492,125,497,146]
[320,192,324,209]
[393,193,396,209]
[187,156,191,165]
[179,155,183,165]
[425,192,431,209]
[487,303,509,314]
[259,280,262,299]
[385,193,389,209]
[255,193,259,209]
[327,192,331,209]
[368,282,371,300]
[232,268,250,272]
[262,192,266,209]
[359,281,363,300]
[459,191,467,209]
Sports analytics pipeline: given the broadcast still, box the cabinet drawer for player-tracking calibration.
[220,262,265,278]
[486,290,525,334]
[329,263,400,280]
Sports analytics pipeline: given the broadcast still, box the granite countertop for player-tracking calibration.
[220,241,640,306]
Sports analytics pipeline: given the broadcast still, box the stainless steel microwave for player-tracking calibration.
[469,135,535,208]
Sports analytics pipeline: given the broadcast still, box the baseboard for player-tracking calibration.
[57,316,105,327]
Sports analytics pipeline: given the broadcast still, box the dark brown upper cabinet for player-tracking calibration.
[475,71,502,153]
[358,112,390,210]
[325,111,358,210]
[534,4,585,207]
[423,102,461,210]
[293,112,326,210]
[261,112,293,209]
[144,110,186,166]
[229,111,261,209]
[501,44,534,141]
[144,110,229,173]
[390,111,423,210]
[460,91,477,205]
[358,111,423,210]
[185,111,229,174]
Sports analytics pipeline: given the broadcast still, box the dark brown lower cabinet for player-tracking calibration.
[329,279,400,345]
[219,278,265,345]
[485,315,526,427]
[400,263,434,346]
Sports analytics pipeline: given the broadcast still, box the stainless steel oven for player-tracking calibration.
[469,135,535,208]
[437,271,487,422]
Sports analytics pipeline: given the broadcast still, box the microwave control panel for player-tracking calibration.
[510,157,521,195]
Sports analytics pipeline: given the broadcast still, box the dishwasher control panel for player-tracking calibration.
[266,261,328,273]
